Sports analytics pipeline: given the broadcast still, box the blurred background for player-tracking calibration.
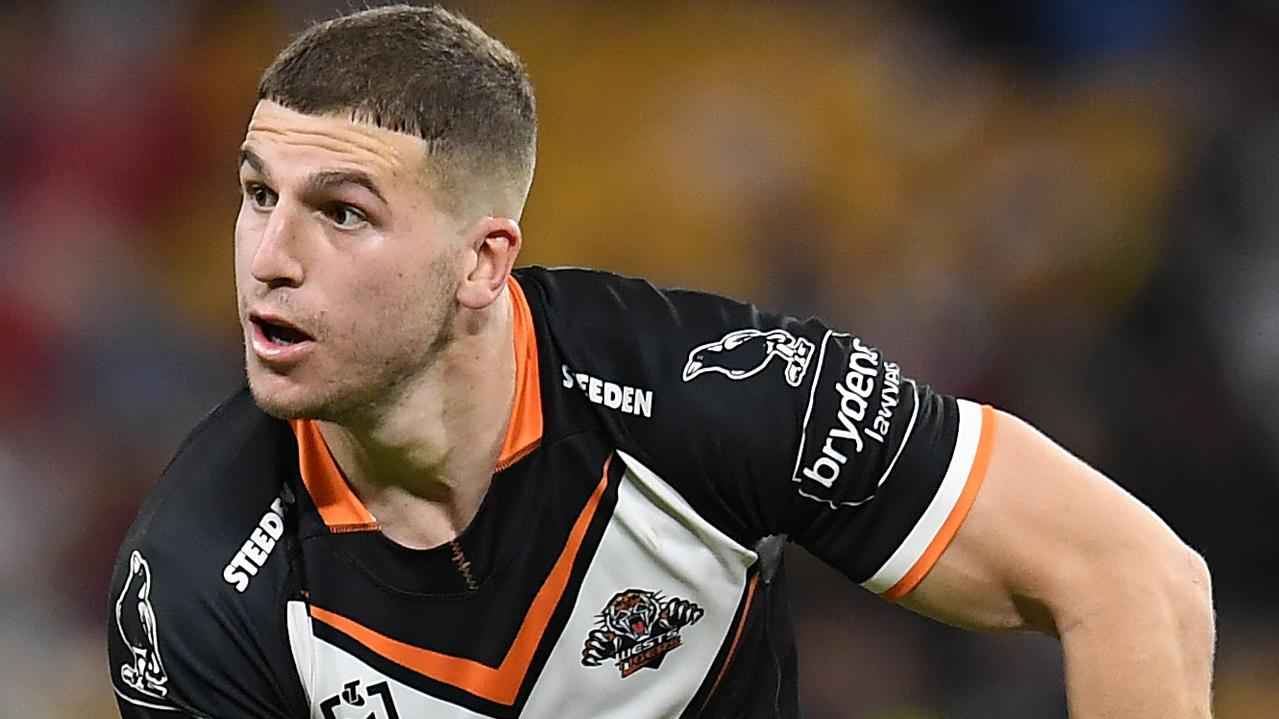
[1,0,1276,716]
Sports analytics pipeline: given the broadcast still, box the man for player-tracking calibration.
[107,5,1214,718]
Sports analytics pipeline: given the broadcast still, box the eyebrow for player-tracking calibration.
[238,147,388,206]
[306,170,388,206]
[239,147,268,176]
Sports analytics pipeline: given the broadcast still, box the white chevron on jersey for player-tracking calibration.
[286,450,758,718]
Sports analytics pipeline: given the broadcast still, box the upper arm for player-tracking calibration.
[535,269,1019,596]
[108,394,311,718]
[108,541,302,719]
[899,409,1206,634]
[108,546,224,718]
[536,270,993,590]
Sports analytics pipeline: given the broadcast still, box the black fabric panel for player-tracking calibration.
[108,389,307,718]
[304,452,623,716]
[790,390,961,583]
[302,438,617,665]
[519,266,965,586]
[682,555,800,719]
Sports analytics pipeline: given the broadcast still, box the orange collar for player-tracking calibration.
[290,276,543,533]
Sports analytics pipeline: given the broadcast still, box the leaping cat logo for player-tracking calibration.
[116,550,170,699]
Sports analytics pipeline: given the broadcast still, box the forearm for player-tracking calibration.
[1057,553,1215,718]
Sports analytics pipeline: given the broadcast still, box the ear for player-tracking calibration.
[456,216,523,310]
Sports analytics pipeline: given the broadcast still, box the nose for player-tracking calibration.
[250,202,306,288]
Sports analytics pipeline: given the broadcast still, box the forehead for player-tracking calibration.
[242,100,427,181]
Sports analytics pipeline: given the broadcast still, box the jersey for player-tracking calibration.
[108,266,995,718]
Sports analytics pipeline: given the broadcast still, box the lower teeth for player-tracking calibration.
[264,329,297,346]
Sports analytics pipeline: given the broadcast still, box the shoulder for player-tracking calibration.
[123,386,292,562]
[516,265,782,392]
[516,265,752,331]
[516,266,828,541]
[109,386,303,715]
[161,385,281,482]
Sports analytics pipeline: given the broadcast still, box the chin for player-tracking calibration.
[245,367,328,420]
[246,369,381,425]
[248,381,319,420]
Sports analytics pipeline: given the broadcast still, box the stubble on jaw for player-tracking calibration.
[245,251,463,425]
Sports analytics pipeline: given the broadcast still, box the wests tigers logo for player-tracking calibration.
[581,589,703,678]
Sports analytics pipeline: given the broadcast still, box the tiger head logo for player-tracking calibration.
[601,589,662,641]
[581,588,704,677]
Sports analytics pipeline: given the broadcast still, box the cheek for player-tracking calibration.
[346,254,458,330]
[353,269,432,321]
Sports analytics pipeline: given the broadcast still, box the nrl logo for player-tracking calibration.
[320,679,400,719]
[682,328,815,387]
[581,589,704,678]
[115,551,173,705]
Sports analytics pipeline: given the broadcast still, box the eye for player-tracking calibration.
[324,204,368,229]
[245,183,277,210]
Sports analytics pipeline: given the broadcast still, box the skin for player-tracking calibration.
[235,100,523,548]
[234,101,1215,716]
[905,412,1216,717]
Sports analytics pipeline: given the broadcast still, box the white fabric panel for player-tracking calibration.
[286,601,316,708]
[861,399,983,594]
[520,450,757,718]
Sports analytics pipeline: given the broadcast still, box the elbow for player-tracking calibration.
[1056,536,1216,659]
[1168,544,1215,659]
[1143,540,1215,652]
[1044,539,1217,717]
[1126,541,1217,703]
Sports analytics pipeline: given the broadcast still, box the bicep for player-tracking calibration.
[899,409,1187,634]
[108,547,301,719]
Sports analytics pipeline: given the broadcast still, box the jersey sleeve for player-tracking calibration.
[532,268,995,601]
[107,392,306,718]
[107,540,297,718]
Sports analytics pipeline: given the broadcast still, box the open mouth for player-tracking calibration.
[251,315,314,347]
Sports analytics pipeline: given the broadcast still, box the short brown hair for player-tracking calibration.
[258,4,537,218]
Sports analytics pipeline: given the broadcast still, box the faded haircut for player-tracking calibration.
[258,4,537,218]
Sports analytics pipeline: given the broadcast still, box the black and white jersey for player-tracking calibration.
[108,267,994,718]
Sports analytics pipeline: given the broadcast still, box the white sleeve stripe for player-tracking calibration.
[861,399,984,595]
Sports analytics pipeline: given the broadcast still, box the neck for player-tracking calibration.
[317,288,516,548]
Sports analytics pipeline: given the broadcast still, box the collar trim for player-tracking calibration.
[291,275,542,531]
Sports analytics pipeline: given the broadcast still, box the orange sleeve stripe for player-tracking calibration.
[309,454,612,705]
[882,404,998,602]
